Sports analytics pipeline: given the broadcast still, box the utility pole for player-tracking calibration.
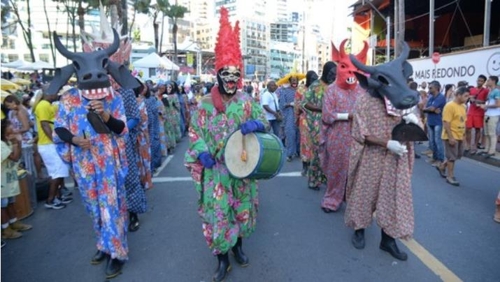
[386,16,390,62]
[429,0,435,56]
[397,0,405,56]
[483,0,491,47]
[394,0,398,57]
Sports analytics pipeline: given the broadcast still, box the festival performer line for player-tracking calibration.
[185,7,269,282]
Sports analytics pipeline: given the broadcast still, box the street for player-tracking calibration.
[2,139,499,282]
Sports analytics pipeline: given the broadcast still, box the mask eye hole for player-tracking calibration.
[102,58,109,68]
[340,63,347,69]
[378,75,389,86]
[73,61,80,70]
[96,47,103,51]
[221,71,230,76]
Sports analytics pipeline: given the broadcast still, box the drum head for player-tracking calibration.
[224,130,261,178]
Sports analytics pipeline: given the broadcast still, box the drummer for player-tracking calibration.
[184,7,269,282]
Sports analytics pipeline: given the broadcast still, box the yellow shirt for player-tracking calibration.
[442,101,467,140]
[34,100,55,145]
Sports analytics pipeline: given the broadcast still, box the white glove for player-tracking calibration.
[386,140,408,156]
[402,113,419,126]
[336,113,349,121]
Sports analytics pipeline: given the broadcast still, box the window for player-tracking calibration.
[23,54,32,62]
[8,54,19,62]
[39,54,49,62]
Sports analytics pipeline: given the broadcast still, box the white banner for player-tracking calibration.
[409,46,500,86]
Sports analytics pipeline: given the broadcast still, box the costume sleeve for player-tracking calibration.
[184,108,209,187]
[121,89,140,130]
[53,93,73,164]
[351,95,370,145]
[321,85,338,125]
[110,92,128,136]
[294,90,303,116]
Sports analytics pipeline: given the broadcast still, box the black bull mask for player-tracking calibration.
[47,28,139,96]
[350,42,419,110]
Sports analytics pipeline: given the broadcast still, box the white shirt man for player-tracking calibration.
[260,81,281,135]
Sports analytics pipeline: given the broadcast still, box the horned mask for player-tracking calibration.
[332,39,368,90]
[350,42,419,110]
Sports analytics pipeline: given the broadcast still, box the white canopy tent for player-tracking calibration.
[132,53,179,71]
[17,61,54,71]
[2,59,29,69]
[132,52,179,80]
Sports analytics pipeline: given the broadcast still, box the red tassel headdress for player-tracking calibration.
[212,7,243,113]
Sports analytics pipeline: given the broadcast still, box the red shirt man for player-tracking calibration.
[465,75,489,152]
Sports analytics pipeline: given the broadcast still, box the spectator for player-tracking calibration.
[33,85,71,210]
[423,81,446,167]
[465,75,489,154]
[1,119,33,241]
[478,75,500,158]
[260,80,281,135]
[437,87,470,186]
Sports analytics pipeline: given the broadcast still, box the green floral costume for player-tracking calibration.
[302,80,327,188]
[185,90,268,255]
[164,94,182,145]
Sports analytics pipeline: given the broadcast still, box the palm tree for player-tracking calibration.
[163,2,188,64]
[129,0,150,38]
[151,0,168,53]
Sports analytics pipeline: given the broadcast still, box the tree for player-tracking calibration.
[129,0,150,39]
[43,0,57,66]
[151,0,169,53]
[164,2,188,64]
[9,0,36,62]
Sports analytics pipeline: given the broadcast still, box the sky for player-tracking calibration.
[288,0,358,44]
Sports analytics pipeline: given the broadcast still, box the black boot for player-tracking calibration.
[351,229,365,249]
[105,257,125,279]
[213,253,231,282]
[301,162,309,176]
[128,212,140,232]
[90,250,108,265]
[380,229,408,261]
[231,237,249,266]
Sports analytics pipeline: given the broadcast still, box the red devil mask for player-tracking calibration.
[332,39,368,90]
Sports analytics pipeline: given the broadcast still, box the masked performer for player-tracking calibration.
[295,71,317,175]
[302,62,336,190]
[345,43,422,261]
[134,81,153,191]
[138,80,161,172]
[320,40,368,213]
[166,81,182,143]
[50,13,140,278]
[277,73,304,161]
[184,7,268,282]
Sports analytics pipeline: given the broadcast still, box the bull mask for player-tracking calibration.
[47,28,140,99]
[350,42,419,110]
[332,40,368,90]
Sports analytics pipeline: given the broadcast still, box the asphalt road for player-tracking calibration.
[2,139,499,282]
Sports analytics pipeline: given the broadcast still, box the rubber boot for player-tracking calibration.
[301,162,309,176]
[231,237,249,266]
[380,229,407,261]
[128,212,140,232]
[90,250,108,265]
[213,253,231,282]
[351,229,365,249]
[105,257,125,279]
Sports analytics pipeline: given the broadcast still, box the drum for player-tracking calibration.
[15,172,34,220]
[224,130,285,179]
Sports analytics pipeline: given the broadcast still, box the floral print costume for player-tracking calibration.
[156,98,169,156]
[144,96,161,170]
[185,90,268,255]
[165,94,182,143]
[294,85,313,163]
[120,88,147,214]
[136,96,153,190]
[320,84,363,211]
[54,88,129,260]
[302,80,327,188]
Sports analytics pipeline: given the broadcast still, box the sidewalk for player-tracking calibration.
[417,141,500,167]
